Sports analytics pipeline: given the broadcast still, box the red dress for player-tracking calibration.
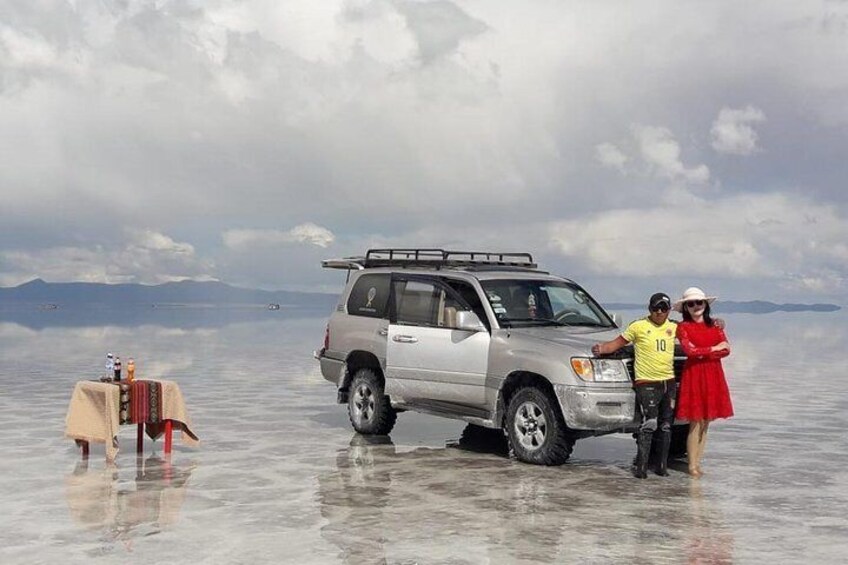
[676,321,734,421]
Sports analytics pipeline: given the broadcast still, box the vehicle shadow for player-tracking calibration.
[446,423,510,457]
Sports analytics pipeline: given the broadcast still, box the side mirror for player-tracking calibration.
[611,312,622,327]
[455,310,486,332]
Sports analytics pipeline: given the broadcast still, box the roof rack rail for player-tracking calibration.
[321,248,538,270]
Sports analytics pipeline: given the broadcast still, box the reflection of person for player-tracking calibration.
[685,481,735,562]
[592,293,677,478]
[673,287,733,478]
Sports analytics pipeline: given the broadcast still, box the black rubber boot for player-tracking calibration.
[655,430,671,476]
[633,433,652,479]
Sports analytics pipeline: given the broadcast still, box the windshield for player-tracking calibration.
[480,279,614,328]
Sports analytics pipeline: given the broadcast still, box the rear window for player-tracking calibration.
[347,274,391,318]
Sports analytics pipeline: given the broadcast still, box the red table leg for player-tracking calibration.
[163,455,173,483]
[164,419,173,454]
[137,423,144,454]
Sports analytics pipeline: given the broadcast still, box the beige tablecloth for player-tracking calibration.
[64,379,199,460]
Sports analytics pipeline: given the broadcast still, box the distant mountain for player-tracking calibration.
[0,279,840,315]
[604,300,841,314]
[0,278,338,308]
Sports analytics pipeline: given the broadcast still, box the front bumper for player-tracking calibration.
[554,384,638,432]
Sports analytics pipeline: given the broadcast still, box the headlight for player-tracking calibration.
[570,357,630,382]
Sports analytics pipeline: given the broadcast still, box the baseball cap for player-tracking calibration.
[649,292,671,310]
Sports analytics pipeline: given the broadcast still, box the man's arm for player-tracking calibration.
[592,336,629,356]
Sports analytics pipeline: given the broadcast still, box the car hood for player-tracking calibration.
[508,326,622,354]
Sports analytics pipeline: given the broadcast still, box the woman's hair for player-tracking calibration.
[682,301,714,327]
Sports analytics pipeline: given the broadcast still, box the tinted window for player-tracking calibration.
[393,279,468,328]
[347,274,391,318]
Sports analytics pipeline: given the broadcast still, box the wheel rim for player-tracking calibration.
[514,401,548,451]
[352,383,375,425]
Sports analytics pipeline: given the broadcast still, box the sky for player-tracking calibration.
[1,0,847,304]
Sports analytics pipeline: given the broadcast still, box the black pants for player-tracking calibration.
[635,379,677,436]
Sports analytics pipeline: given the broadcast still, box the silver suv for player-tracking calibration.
[315,249,677,465]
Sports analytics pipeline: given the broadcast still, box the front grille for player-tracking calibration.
[623,358,685,381]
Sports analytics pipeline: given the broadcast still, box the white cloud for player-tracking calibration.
[222,223,336,250]
[595,142,629,173]
[633,125,710,184]
[711,105,766,155]
[548,192,848,292]
[0,1,847,302]
[0,230,211,286]
[0,26,57,69]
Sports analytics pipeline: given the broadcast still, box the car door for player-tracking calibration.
[385,275,490,407]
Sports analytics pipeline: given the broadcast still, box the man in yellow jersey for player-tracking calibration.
[592,292,677,479]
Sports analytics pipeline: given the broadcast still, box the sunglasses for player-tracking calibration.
[685,300,705,308]
[650,304,670,312]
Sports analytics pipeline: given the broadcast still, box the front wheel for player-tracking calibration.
[347,369,397,435]
[505,387,574,465]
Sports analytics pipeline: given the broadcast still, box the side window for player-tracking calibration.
[393,280,441,326]
[393,279,471,328]
[346,274,391,318]
[443,279,490,330]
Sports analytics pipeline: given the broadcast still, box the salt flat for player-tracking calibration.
[0,310,846,564]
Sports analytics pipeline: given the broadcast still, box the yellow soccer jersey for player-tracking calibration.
[622,318,677,382]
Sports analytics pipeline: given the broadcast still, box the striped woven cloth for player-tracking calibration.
[130,380,163,424]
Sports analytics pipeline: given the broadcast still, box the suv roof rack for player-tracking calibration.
[322,248,538,270]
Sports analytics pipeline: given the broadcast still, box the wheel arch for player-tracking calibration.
[342,350,384,392]
[497,371,560,428]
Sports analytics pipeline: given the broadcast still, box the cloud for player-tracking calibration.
[711,105,766,155]
[633,125,710,184]
[548,192,848,294]
[0,230,211,286]
[222,223,336,250]
[0,1,847,302]
[391,0,489,64]
[595,142,629,173]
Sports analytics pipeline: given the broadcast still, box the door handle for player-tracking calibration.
[392,335,418,343]
[378,328,389,336]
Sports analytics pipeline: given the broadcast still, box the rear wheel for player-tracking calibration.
[505,386,574,465]
[347,369,397,435]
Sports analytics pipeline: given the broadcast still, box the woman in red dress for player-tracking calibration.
[674,287,733,477]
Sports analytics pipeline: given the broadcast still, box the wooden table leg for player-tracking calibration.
[164,420,173,455]
[137,423,144,454]
[81,440,89,458]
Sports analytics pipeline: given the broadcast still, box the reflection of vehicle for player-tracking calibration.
[315,249,686,465]
[317,430,712,563]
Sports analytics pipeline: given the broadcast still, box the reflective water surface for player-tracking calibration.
[0,310,846,563]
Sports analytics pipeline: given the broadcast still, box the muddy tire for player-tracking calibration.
[347,369,397,435]
[505,386,574,465]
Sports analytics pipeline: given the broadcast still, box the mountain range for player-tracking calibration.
[0,279,840,314]
[0,278,337,308]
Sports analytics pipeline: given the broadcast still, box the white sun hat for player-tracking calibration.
[673,287,718,312]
